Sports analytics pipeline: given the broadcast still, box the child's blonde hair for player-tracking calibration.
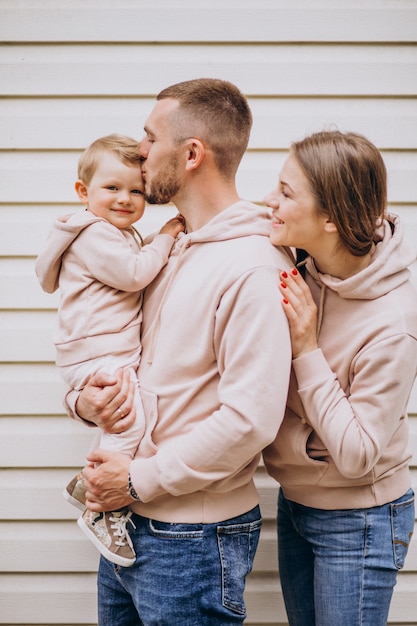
[78,134,141,185]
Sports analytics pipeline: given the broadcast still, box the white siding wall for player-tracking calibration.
[0,1,416,624]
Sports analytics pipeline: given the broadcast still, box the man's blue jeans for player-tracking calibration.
[97,505,262,625]
[277,487,415,626]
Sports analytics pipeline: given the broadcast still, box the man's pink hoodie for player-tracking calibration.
[66,201,294,523]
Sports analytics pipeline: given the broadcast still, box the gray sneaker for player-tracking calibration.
[63,471,86,511]
[78,508,136,567]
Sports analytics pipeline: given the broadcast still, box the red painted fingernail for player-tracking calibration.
[281,271,288,278]
[280,282,287,288]
[283,298,289,304]
[291,268,298,276]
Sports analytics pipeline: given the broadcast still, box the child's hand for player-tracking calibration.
[160,214,185,238]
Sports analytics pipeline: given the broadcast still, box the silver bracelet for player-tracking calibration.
[127,472,142,502]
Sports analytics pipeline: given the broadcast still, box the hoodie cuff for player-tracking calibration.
[129,457,166,503]
[292,348,333,388]
[63,388,97,427]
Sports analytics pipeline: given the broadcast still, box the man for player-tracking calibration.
[66,78,292,625]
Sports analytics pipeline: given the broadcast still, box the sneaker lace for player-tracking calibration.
[109,511,136,550]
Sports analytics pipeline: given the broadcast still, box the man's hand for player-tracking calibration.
[76,368,136,434]
[83,449,135,511]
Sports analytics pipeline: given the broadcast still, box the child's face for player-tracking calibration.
[76,152,145,229]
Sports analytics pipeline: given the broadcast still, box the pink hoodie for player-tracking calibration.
[35,210,175,366]
[263,214,417,509]
[66,201,294,523]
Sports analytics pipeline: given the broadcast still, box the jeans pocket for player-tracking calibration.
[391,489,415,569]
[217,517,262,615]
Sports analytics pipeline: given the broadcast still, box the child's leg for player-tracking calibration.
[97,368,145,457]
[62,358,142,567]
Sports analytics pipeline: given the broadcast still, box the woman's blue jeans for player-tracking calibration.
[97,505,262,625]
[277,487,415,626]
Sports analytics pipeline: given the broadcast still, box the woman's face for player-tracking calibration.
[264,153,328,253]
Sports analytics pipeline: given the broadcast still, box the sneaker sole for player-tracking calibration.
[63,488,86,512]
[77,515,135,567]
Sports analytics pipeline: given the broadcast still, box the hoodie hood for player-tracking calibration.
[35,210,106,293]
[182,200,274,244]
[145,199,290,364]
[306,214,416,301]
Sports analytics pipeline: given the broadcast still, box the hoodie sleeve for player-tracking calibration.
[75,222,175,292]
[292,334,417,478]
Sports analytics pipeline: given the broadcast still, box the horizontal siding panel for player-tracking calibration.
[1,152,416,205]
[2,97,417,150]
[0,363,69,415]
[0,573,98,624]
[2,44,417,96]
[0,469,91,520]
[0,259,58,310]
[388,574,417,622]
[0,311,57,362]
[0,416,94,467]
[1,2,417,43]
[0,521,99,572]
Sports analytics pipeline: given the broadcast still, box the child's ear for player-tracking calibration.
[75,179,88,203]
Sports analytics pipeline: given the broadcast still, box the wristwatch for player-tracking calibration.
[127,472,142,502]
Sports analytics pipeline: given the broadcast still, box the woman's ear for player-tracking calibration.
[184,138,205,171]
[75,179,88,203]
[323,218,338,234]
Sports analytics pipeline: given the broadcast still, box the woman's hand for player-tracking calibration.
[76,368,136,434]
[279,268,319,358]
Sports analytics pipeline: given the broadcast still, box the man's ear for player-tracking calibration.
[184,138,205,171]
[75,179,88,203]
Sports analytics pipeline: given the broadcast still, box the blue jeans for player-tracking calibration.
[97,506,262,625]
[277,488,415,626]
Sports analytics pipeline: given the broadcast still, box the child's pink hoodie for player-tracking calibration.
[35,209,175,367]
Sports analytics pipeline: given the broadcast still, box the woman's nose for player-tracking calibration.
[263,190,279,208]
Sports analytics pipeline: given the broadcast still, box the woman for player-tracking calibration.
[262,130,417,626]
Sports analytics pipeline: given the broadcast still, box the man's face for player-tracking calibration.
[139,98,183,205]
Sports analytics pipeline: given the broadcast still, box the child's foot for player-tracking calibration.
[77,508,136,567]
[63,471,86,511]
